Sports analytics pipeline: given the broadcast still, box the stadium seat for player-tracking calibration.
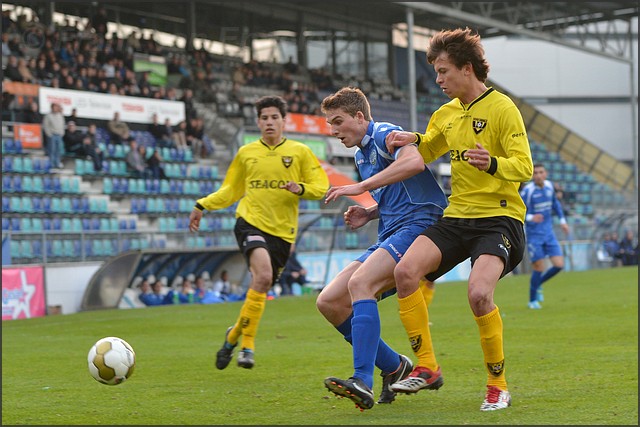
[20,240,33,258]
[103,177,113,194]
[31,218,43,233]
[12,175,22,193]
[32,176,44,193]
[32,240,42,258]
[22,157,34,173]
[42,218,52,231]
[20,218,32,233]
[62,218,72,233]
[2,217,10,231]
[12,157,24,173]
[2,175,12,192]
[32,197,43,213]
[11,217,21,231]
[52,217,62,231]
[3,156,13,172]
[71,218,83,232]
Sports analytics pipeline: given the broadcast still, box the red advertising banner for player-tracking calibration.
[14,123,43,149]
[284,113,331,135]
[2,266,46,321]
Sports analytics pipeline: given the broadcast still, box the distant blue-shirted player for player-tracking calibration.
[317,87,447,410]
[520,164,570,309]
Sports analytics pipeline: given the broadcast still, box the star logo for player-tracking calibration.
[10,271,36,319]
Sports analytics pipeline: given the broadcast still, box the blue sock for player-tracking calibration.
[335,314,353,344]
[375,339,401,374]
[530,271,542,302]
[352,299,379,389]
[541,266,562,284]
[336,312,398,373]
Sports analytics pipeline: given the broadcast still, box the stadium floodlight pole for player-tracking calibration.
[629,22,639,207]
[406,7,417,132]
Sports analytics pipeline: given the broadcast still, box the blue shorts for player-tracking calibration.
[527,234,563,263]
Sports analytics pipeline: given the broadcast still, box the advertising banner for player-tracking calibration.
[284,113,331,135]
[13,123,43,149]
[2,266,47,321]
[38,87,185,125]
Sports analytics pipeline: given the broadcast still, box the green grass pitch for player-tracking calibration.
[2,267,637,425]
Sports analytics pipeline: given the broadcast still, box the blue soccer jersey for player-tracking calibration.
[354,121,448,242]
[519,179,566,239]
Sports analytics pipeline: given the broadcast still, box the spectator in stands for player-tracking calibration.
[107,111,130,144]
[90,6,109,37]
[125,138,147,178]
[42,102,66,169]
[172,120,188,150]
[180,88,197,120]
[618,229,638,266]
[279,244,308,295]
[164,278,196,304]
[212,270,232,300]
[17,57,36,83]
[63,121,85,155]
[23,101,43,124]
[609,231,623,267]
[147,113,174,148]
[186,116,206,158]
[139,280,167,306]
[4,55,23,82]
[600,232,619,266]
[194,276,222,303]
[146,147,167,180]
[65,107,80,124]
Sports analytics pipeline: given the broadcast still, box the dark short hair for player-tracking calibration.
[255,95,287,118]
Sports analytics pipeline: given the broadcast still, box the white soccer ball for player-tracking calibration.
[87,336,136,385]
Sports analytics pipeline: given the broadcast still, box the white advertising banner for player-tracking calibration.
[38,87,185,125]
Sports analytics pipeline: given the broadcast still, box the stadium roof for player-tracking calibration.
[40,1,638,61]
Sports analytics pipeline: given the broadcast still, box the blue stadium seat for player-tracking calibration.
[42,218,52,231]
[2,175,12,192]
[11,217,20,231]
[12,175,22,193]
[91,217,101,231]
[21,196,33,213]
[42,197,51,213]
[62,218,72,233]
[2,218,9,231]
[21,175,33,192]
[3,156,13,172]
[32,240,42,258]
[31,197,43,213]
[52,217,62,231]
[13,139,22,154]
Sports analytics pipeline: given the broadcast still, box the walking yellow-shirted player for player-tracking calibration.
[189,95,329,369]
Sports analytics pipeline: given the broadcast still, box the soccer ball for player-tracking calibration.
[87,337,135,385]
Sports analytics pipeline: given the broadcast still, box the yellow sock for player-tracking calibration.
[228,289,267,351]
[398,288,437,370]
[475,306,508,390]
[419,279,435,307]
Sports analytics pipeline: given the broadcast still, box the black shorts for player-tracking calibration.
[234,217,292,285]
[422,216,525,281]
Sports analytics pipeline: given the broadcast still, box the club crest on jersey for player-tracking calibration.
[369,150,377,165]
[472,118,487,134]
[281,156,293,168]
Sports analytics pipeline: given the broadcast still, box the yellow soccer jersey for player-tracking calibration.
[417,88,533,222]
[196,138,329,243]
